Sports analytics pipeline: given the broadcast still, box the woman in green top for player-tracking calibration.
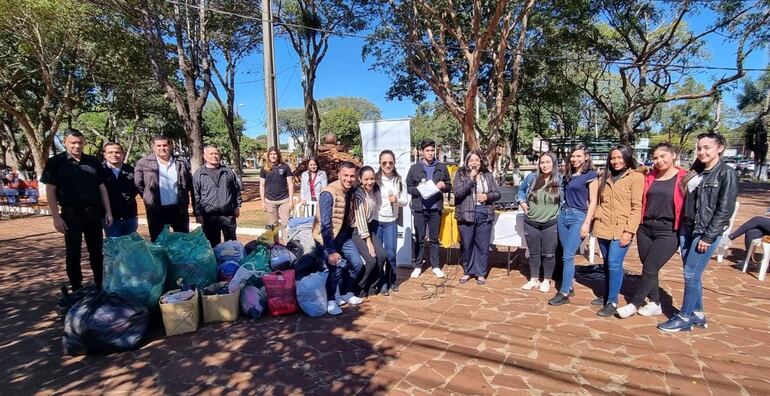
[517,152,562,293]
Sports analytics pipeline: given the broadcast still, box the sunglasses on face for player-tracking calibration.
[381,161,394,165]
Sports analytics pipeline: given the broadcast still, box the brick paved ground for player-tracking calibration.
[2,182,770,395]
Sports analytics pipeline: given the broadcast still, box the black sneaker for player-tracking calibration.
[390,284,399,293]
[591,297,605,306]
[379,285,390,296]
[597,303,617,317]
[548,293,570,306]
[569,288,575,297]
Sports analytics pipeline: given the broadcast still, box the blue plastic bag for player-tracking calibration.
[295,271,328,317]
[217,260,240,282]
[103,233,167,311]
[213,240,245,264]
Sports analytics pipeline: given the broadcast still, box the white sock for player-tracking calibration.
[693,311,705,319]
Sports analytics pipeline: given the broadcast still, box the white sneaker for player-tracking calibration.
[638,302,662,317]
[521,279,540,290]
[410,268,422,278]
[348,295,364,305]
[338,292,354,306]
[616,303,638,319]
[539,280,550,293]
[326,301,342,315]
[432,267,446,278]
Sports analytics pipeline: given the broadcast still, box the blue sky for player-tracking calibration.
[230,35,414,138]
[227,14,768,139]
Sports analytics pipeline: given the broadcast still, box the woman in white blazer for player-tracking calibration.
[299,158,328,210]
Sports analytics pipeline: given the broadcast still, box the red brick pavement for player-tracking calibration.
[2,182,770,395]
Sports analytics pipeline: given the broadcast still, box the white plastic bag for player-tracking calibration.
[228,262,266,293]
[295,271,328,317]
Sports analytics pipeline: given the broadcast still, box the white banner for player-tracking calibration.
[359,119,413,267]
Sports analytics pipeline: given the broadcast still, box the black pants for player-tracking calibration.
[352,228,387,295]
[730,216,770,251]
[633,220,679,306]
[459,206,494,277]
[147,205,190,241]
[523,219,558,280]
[413,210,441,269]
[61,207,104,289]
[201,214,237,247]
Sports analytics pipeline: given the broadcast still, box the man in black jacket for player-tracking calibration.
[41,129,113,291]
[405,139,452,279]
[193,145,242,246]
[102,142,139,237]
[134,136,194,241]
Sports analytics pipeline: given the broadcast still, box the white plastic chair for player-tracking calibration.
[292,196,317,218]
[716,201,740,263]
[582,234,602,264]
[741,236,770,281]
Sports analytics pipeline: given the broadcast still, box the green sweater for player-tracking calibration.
[527,188,559,223]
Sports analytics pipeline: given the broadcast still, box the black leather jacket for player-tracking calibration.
[688,160,739,243]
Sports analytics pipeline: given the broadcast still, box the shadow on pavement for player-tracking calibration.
[0,233,393,394]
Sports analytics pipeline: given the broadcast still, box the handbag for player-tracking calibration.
[263,270,298,316]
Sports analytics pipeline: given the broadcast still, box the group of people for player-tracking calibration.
[42,130,242,290]
[43,129,745,332]
[516,133,738,332]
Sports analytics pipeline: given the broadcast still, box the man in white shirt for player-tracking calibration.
[134,136,194,241]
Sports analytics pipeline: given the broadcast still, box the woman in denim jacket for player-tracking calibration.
[516,152,562,293]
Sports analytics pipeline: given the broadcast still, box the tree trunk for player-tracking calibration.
[226,118,242,175]
[31,143,46,182]
[619,118,634,146]
[301,66,318,158]
[189,111,204,172]
[462,110,478,151]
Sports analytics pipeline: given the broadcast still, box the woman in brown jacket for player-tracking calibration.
[592,145,644,317]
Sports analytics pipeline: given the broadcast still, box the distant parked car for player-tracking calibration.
[723,159,738,169]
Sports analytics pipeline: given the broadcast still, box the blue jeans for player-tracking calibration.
[104,217,138,238]
[557,208,586,295]
[373,220,398,287]
[325,238,364,301]
[597,238,631,304]
[678,224,721,316]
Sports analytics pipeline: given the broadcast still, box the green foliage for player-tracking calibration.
[320,107,363,156]
[655,78,715,154]
[317,97,381,120]
[202,104,246,166]
[277,108,307,155]
[410,102,462,148]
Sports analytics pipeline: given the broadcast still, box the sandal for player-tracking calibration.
[477,277,487,285]
[459,275,470,284]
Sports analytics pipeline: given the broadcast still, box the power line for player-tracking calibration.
[163,0,770,73]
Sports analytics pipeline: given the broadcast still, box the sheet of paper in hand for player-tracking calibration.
[417,179,441,199]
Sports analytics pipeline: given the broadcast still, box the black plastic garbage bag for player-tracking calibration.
[57,286,100,318]
[63,291,149,356]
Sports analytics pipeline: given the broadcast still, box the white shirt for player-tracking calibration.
[157,157,178,205]
[376,174,409,222]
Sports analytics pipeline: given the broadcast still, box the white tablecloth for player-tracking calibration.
[492,210,527,249]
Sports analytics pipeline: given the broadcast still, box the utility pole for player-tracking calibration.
[262,0,279,149]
